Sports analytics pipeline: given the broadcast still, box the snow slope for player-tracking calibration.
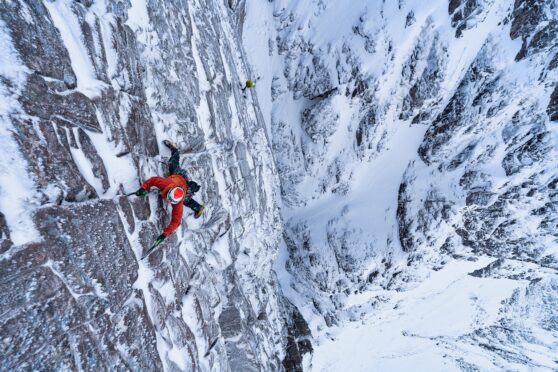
[313,257,558,371]
[244,0,558,370]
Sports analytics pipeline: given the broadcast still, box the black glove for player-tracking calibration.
[135,188,148,197]
[187,181,200,193]
[152,234,166,247]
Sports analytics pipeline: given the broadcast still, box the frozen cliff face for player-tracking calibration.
[244,0,558,369]
[0,0,302,370]
[1,0,557,369]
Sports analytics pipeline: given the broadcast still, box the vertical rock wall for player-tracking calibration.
[0,0,298,370]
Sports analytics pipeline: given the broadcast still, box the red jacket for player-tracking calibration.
[142,175,188,237]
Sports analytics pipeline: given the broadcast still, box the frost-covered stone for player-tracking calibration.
[548,86,558,121]
[449,0,485,37]
[3,0,558,369]
[301,94,340,143]
[0,0,296,370]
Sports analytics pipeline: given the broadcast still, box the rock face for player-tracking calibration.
[1,200,160,370]
[2,0,558,369]
[0,0,300,370]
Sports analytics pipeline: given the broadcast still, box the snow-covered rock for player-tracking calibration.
[2,0,558,370]
[0,0,300,370]
[244,0,558,369]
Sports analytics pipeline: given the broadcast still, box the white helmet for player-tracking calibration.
[167,187,185,204]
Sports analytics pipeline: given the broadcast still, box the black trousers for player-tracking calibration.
[168,148,202,213]
[168,148,181,175]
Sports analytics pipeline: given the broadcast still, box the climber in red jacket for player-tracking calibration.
[134,140,204,249]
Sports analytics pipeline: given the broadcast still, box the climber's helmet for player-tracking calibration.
[167,187,185,204]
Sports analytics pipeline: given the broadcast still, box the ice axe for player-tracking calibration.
[124,188,153,197]
[141,234,166,260]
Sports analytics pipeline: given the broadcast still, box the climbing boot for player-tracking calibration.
[194,205,204,219]
[163,140,178,151]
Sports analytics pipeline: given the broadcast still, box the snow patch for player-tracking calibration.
[0,20,40,246]
[126,0,150,35]
[312,258,524,371]
[44,0,107,97]
[66,127,105,194]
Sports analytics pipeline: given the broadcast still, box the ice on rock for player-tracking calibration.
[1,0,558,370]
[0,0,293,370]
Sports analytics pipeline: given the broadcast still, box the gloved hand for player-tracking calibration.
[152,234,166,247]
[187,181,200,193]
[135,188,148,197]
